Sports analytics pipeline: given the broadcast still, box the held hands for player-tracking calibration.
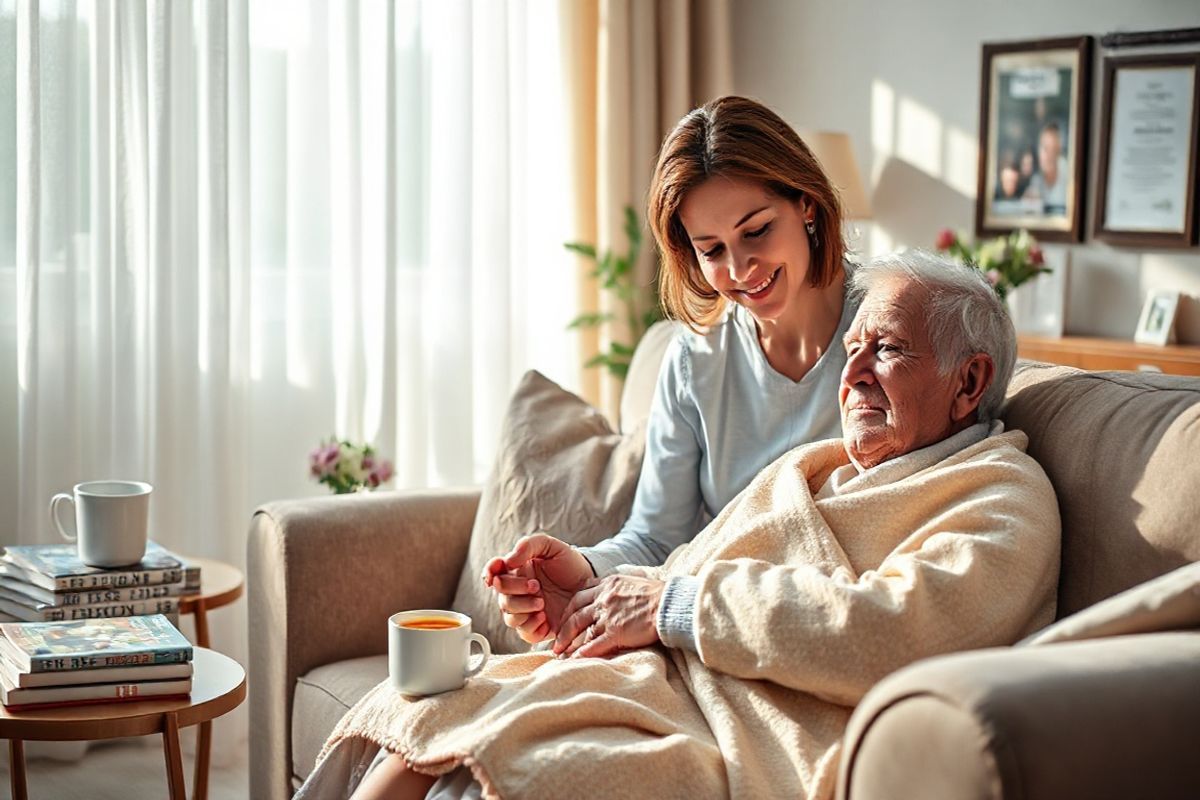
[552,575,666,659]
[481,534,595,644]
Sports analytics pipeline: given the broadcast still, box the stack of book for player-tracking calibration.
[0,614,194,710]
[0,541,201,624]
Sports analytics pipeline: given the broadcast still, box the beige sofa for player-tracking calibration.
[248,325,1200,799]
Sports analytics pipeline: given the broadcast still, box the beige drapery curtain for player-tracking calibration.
[560,0,733,423]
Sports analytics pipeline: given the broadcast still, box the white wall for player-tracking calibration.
[734,0,1200,342]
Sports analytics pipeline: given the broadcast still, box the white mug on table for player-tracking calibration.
[49,480,152,568]
[389,610,490,696]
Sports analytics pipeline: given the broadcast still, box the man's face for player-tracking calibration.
[1038,129,1061,180]
[839,279,963,469]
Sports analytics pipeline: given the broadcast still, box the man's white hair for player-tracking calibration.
[849,250,1017,421]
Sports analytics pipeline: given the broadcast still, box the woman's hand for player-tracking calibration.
[482,534,595,643]
[552,575,666,659]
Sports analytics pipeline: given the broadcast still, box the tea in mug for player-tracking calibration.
[400,616,463,631]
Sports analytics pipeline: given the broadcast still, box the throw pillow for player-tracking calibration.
[1020,561,1200,647]
[451,370,646,654]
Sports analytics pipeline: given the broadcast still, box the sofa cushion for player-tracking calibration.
[1021,560,1200,646]
[292,654,388,783]
[450,370,646,654]
[620,320,679,434]
[1002,363,1200,617]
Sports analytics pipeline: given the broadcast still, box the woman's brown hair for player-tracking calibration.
[648,96,847,330]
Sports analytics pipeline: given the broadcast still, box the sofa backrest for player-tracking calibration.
[1001,363,1200,618]
[620,320,681,434]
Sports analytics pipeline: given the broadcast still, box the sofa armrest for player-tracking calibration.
[247,486,481,800]
[838,631,1200,800]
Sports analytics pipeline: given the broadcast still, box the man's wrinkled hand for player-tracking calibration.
[552,574,666,659]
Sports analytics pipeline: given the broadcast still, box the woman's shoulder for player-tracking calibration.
[674,306,753,357]
[665,308,753,378]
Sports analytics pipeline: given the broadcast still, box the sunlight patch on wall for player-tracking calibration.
[897,95,942,179]
[943,125,977,199]
[870,79,894,186]
[868,225,895,260]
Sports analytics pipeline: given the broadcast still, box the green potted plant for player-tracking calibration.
[564,206,664,379]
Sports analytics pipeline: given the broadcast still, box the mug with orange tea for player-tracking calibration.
[389,610,490,696]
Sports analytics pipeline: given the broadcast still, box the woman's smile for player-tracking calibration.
[739,266,781,302]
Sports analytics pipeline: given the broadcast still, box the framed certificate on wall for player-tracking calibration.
[1094,53,1200,248]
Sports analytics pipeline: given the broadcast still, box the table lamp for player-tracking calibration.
[800,130,872,220]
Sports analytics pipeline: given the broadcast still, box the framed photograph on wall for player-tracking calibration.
[976,36,1092,242]
[1094,53,1200,248]
[1134,289,1181,346]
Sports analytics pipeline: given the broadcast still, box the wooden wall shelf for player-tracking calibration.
[1017,335,1200,377]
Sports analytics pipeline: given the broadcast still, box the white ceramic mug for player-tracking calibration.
[388,610,490,696]
[49,481,152,568]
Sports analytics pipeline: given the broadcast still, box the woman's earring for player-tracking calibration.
[805,218,819,250]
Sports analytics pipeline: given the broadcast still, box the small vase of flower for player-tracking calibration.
[309,438,395,494]
[934,228,1048,301]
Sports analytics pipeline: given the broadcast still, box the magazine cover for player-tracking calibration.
[0,542,198,592]
[3,540,181,578]
[0,614,193,672]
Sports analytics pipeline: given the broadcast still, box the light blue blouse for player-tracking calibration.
[578,270,858,578]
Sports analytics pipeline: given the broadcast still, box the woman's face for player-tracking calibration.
[678,175,814,324]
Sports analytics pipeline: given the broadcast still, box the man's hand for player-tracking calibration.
[482,534,595,643]
[552,574,666,659]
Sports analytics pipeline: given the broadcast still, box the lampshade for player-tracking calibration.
[799,130,872,220]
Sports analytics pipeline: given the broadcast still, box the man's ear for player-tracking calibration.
[951,353,995,423]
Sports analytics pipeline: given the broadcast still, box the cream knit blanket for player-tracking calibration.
[312,430,1060,799]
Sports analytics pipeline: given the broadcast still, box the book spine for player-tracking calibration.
[3,690,191,711]
[40,598,179,622]
[54,568,185,591]
[5,660,192,688]
[29,647,193,673]
[49,583,185,607]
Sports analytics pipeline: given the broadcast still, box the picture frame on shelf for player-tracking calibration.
[1133,289,1181,346]
[1094,53,1200,248]
[975,36,1092,243]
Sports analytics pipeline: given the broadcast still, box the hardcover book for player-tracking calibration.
[0,653,192,689]
[0,669,192,710]
[0,615,193,673]
[0,590,180,623]
[0,542,201,592]
[0,573,189,608]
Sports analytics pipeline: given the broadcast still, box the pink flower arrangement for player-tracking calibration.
[934,228,1049,301]
[308,438,394,494]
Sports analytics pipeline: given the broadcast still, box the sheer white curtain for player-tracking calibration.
[249,0,578,491]
[2,0,578,769]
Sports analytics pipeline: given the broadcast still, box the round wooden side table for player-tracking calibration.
[177,556,245,800]
[0,647,246,800]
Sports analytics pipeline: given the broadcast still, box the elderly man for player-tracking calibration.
[300,252,1061,800]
